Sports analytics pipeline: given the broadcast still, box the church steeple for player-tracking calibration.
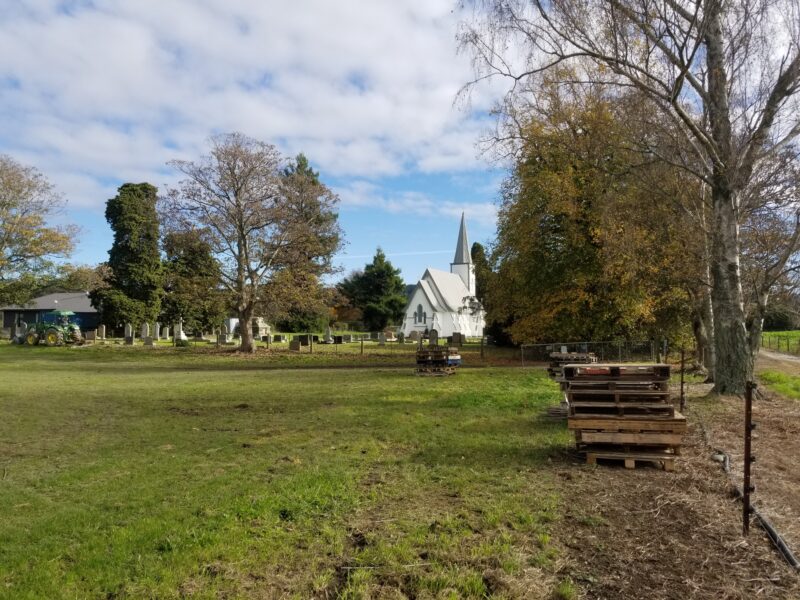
[453,212,471,264]
[450,212,475,293]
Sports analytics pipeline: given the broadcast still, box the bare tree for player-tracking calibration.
[164,133,342,353]
[461,0,800,393]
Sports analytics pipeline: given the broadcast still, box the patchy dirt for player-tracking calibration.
[551,424,800,599]
[680,350,800,570]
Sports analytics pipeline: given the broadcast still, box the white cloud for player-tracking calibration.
[0,0,503,212]
[335,180,497,224]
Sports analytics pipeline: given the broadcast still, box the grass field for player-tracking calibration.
[0,345,569,599]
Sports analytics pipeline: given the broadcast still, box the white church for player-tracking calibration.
[401,213,485,338]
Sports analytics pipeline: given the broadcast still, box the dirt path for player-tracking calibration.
[551,423,799,599]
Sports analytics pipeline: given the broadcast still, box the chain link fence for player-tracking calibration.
[520,340,658,365]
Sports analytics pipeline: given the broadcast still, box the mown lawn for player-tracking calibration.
[0,345,569,599]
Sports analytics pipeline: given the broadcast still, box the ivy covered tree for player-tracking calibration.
[91,183,162,328]
[338,248,408,331]
[161,230,226,335]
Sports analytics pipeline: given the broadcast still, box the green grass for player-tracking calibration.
[758,370,800,400]
[0,345,570,598]
[761,330,800,354]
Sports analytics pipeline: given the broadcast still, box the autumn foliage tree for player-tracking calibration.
[0,155,75,305]
[165,134,341,353]
[462,0,800,393]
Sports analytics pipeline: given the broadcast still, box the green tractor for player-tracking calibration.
[23,310,84,347]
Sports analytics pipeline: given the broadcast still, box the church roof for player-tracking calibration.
[422,268,470,312]
[452,212,471,265]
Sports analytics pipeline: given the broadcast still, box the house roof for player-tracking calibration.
[0,292,96,313]
[452,212,472,265]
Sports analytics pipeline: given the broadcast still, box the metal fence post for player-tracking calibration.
[520,345,524,367]
[680,346,686,413]
[743,381,756,536]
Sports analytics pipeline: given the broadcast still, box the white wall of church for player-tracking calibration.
[401,288,435,335]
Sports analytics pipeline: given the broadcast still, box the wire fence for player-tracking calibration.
[519,340,658,365]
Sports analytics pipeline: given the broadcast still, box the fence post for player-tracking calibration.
[520,345,524,367]
[743,381,756,536]
[310,333,313,354]
[480,336,484,359]
[680,346,686,413]
[361,337,364,355]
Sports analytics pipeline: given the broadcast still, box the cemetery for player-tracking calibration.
[2,1,800,597]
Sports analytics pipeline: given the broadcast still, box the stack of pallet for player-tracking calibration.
[547,352,597,379]
[416,346,460,376]
[562,363,685,471]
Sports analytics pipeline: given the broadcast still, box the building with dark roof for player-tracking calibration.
[1,292,99,331]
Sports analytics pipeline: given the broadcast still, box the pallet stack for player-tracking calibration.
[547,352,597,379]
[562,363,685,471]
[416,346,460,376]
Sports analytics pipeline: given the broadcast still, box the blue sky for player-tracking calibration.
[0,1,508,283]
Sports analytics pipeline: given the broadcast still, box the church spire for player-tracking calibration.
[453,212,471,265]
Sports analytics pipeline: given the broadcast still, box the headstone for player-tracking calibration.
[273,334,284,343]
[378,332,386,346]
[144,335,155,347]
[561,345,568,354]
[98,324,106,339]
[324,325,333,344]
[85,330,97,342]
[451,332,463,347]
[371,332,379,340]
[334,335,343,344]
[342,334,352,343]
[297,334,310,346]
[161,325,169,340]
[312,335,320,343]
[397,331,405,344]
[174,319,188,341]
[428,329,439,346]
[140,323,150,339]
[383,328,396,341]
[154,322,160,339]
[261,335,271,343]
[408,330,420,342]
[252,317,270,339]
[124,323,134,345]
[289,340,301,352]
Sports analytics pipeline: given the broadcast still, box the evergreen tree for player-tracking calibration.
[91,183,162,327]
[161,230,226,335]
[338,248,407,331]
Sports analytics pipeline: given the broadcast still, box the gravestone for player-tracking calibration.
[154,322,160,340]
[377,332,386,346]
[289,339,301,352]
[144,335,155,347]
[297,334,310,346]
[140,323,150,339]
[85,330,97,342]
[371,332,379,340]
[383,329,396,341]
[174,319,188,341]
[161,325,170,340]
[450,332,462,347]
[98,324,106,340]
[428,329,439,346]
[342,334,352,343]
[252,317,270,339]
[261,335,271,343]
[397,331,405,344]
[312,335,320,343]
[334,335,343,344]
[124,323,134,345]
[324,326,333,344]
[273,334,284,343]
[408,330,420,342]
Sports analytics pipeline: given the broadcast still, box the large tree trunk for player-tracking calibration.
[710,190,752,394]
[238,305,256,353]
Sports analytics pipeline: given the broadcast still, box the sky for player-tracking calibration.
[0,0,508,284]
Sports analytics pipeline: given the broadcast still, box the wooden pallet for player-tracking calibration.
[569,401,675,417]
[568,414,686,433]
[584,448,676,471]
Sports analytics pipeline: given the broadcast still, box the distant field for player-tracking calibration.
[761,330,800,354]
